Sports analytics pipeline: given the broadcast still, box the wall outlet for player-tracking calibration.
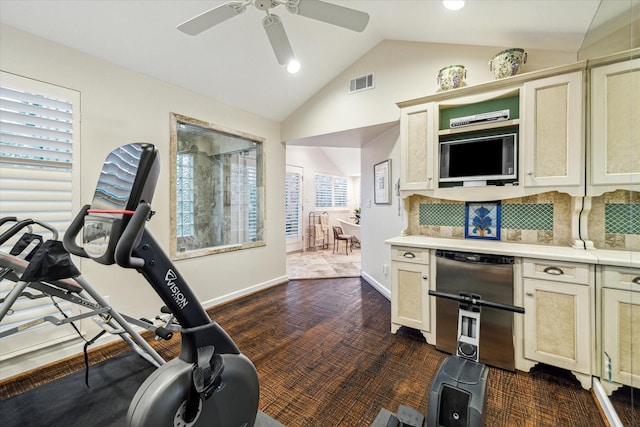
[383,264,388,276]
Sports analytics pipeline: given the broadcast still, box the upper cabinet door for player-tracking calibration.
[589,58,640,195]
[521,72,584,193]
[400,102,436,191]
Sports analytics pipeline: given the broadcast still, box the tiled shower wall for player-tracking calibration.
[406,190,639,249]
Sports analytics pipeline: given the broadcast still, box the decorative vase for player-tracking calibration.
[489,48,527,79]
[437,65,466,91]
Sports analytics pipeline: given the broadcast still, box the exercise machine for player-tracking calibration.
[0,217,173,369]
[63,143,259,426]
[426,291,524,427]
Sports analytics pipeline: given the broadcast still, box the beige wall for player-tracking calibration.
[282,40,577,141]
[0,24,287,377]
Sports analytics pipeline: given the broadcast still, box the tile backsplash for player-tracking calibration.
[409,192,573,246]
[408,190,639,249]
[587,190,640,250]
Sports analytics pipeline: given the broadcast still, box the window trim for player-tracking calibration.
[169,113,266,260]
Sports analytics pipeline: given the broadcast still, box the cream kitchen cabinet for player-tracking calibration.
[521,71,585,195]
[589,58,640,196]
[390,246,434,344]
[522,258,594,389]
[399,102,437,191]
[599,265,640,395]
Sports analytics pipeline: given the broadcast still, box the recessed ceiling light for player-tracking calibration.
[443,0,465,11]
[287,59,301,74]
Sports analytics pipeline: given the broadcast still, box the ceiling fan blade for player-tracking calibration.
[287,0,370,32]
[177,2,246,36]
[262,14,295,65]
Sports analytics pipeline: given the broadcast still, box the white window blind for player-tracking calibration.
[315,173,349,209]
[333,177,348,208]
[0,72,81,359]
[285,170,301,238]
[230,153,258,242]
[315,174,333,207]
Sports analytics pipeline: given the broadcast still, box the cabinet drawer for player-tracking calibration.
[602,265,640,292]
[523,258,591,285]
[391,246,429,264]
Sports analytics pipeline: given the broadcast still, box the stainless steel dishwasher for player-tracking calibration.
[435,249,515,371]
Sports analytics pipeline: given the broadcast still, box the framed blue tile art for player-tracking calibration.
[465,201,501,240]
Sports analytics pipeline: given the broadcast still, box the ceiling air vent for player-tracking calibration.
[349,73,375,94]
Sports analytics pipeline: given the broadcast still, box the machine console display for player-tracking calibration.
[83,143,159,264]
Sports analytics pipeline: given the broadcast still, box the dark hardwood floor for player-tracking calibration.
[2,278,636,426]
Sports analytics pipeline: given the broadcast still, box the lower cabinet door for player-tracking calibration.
[602,288,640,387]
[391,261,430,332]
[523,278,591,375]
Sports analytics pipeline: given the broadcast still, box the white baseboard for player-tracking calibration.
[201,275,289,309]
[361,271,391,300]
[592,378,623,427]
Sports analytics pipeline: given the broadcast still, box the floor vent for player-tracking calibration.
[349,73,375,94]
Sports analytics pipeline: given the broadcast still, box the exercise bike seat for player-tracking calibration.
[0,251,83,294]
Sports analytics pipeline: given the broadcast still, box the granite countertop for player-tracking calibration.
[385,235,640,268]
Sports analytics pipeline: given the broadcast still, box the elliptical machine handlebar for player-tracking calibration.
[114,203,151,269]
[63,205,90,258]
[428,290,524,314]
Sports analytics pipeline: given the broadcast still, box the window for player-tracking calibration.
[170,113,265,259]
[315,173,348,208]
[0,72,80,358]
[176,152,195,238]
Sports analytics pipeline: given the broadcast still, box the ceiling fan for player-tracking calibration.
[177,0,370,72]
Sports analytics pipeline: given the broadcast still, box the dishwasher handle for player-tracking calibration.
[429,290,524,314]
[435,249,514,265]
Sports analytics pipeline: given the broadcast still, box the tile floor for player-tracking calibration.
[286,246,361,279]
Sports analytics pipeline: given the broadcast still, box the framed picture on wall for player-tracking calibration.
[465,201,501,240]
[374,159,391,204]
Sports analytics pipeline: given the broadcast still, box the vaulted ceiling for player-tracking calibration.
[0,0,610,123]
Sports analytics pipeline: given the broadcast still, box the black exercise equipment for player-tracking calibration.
[426,291,524,427]
[63,143,259,426]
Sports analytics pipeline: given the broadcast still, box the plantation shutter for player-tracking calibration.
[285,169,301,238]
[0,72,81,359]
[333,177,348,207]
[315,174,333,207]
[315,173,349,208]
[247,162,257,241]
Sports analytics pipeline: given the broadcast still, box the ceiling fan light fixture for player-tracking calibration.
[287,59,301,73]
[442,0,465,11]
[179,0,370,68]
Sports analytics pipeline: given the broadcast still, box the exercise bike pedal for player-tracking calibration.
[193,352,225,398]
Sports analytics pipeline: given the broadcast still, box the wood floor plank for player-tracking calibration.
[210,278,608,426]
[2,277,632,426]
